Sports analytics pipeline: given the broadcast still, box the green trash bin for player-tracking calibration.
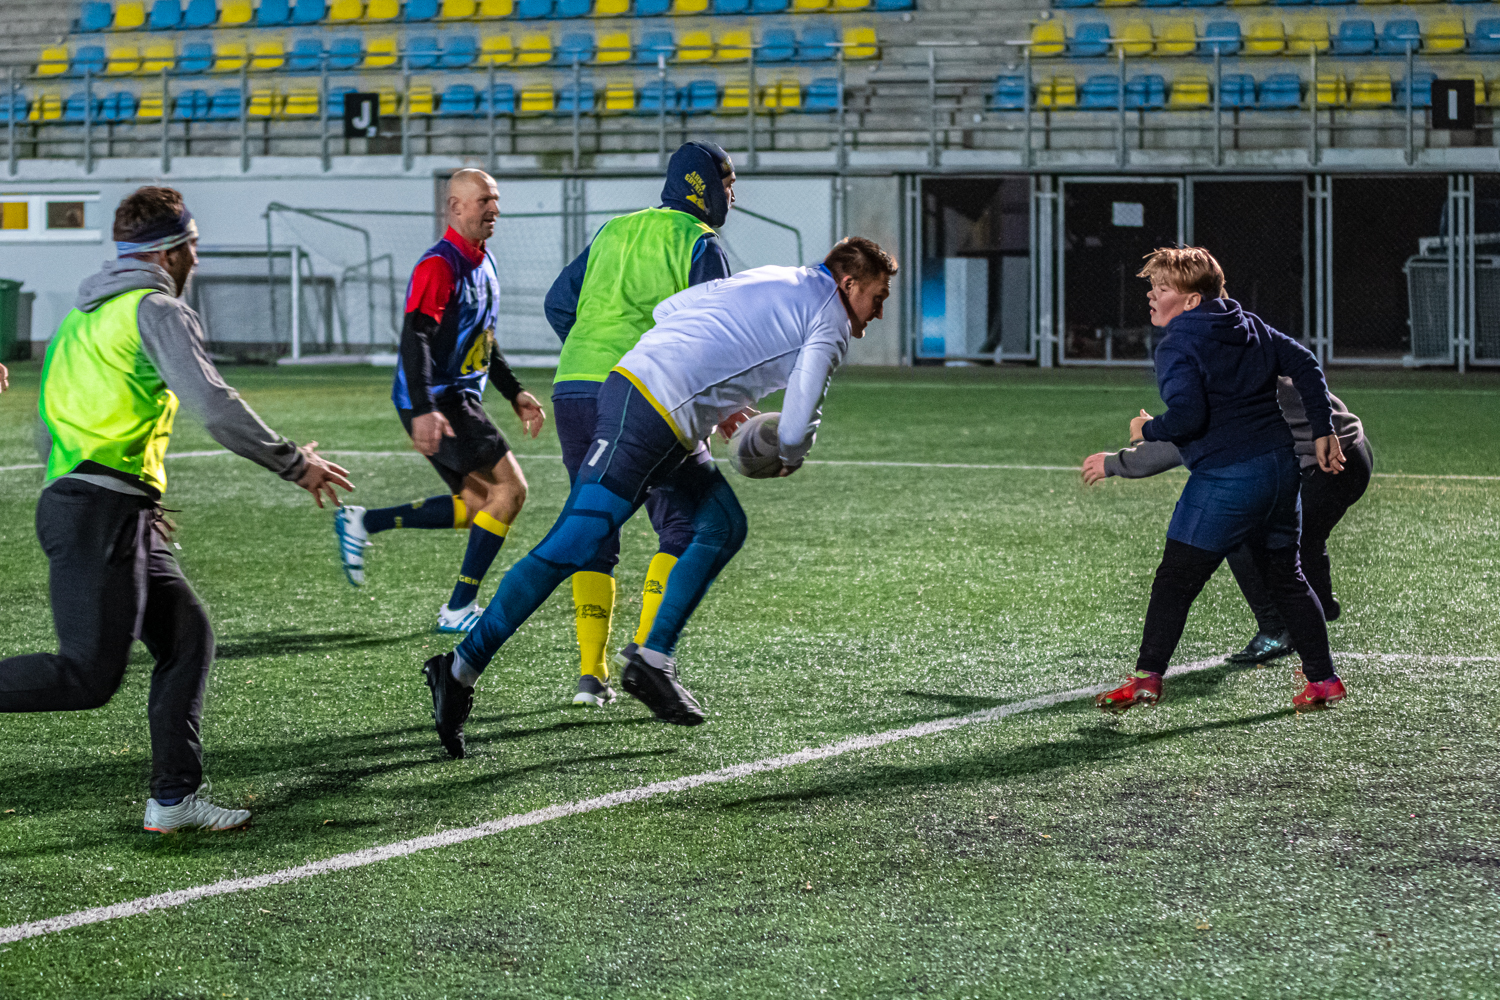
[0,279,22,362]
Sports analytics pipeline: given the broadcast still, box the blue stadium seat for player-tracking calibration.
[1396,73,1435,108]
[559,32,594,64]
[1071,22,1111,58]
[557,0,591,16]
[1051,0,1098,8]
[178,42,212,73]
[1079,75,1120,108]
[406,0,439,18]
[289,38,325,70]
[1126,74,1166,109]
[440,83,478,115]
[804,77,840,110]
[1182,0,1226,6]
[1379,19,1421,55]
[483,84,517,114]
[761,28,796,62]
[1311,0,1353,6]
[517,0,555,17]
[173,89,211,120]
[209,88,243,120]
[407,37,440,69]
[1141,0,1182,7]
[1257,74,1301,109]
[558,84,596,111]
[148,1,182,30]
[1271,0,1308,6]
[871,0,913,8]
[327,86,355,118]
[441,35,478,67]
[0,93,27,121]
[636,0,670,14]
[1333,20,1375,56]
[1220,73,1254,107]
[74,46,107,77]
[102,91,137,120]
[258,0,291,25]
[1453,0,1490,4]
[78,2,113,32]
[750,0,789,12]
[182,0,217,28]
[64,92,101,122]
[1200,21,1242,56]
[715,0,750,12]
[639,79,681,111]
[686,79,717,110]
[293,0,327,24]
[328,38,363,70]
[1473,18,1500,55]
[797,25,838,61]
[991,75,1027,109]
[636,30,674,64]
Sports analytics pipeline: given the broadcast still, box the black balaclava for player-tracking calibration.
[660,141,733,228]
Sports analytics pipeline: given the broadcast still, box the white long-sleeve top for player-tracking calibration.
[613,264,851,465]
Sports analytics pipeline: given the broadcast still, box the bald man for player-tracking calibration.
[335,169,546,634]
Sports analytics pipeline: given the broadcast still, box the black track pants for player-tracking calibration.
[0,479,214,801]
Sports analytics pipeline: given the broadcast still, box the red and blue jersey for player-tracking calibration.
[392,227,507,413]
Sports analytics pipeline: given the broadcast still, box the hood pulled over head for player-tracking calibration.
[661,141,732,228]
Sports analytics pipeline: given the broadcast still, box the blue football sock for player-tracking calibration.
[448,511,509,610]
[364,495,457,535]
[155,795,184,806]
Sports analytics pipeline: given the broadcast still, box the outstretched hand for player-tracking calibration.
[512,391,546,439]
[1081,452,1109,486]
[295,441,354,508]
[1315,434,1345,474]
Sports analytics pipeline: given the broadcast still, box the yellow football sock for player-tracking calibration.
[452,495,467,529]
[634,551,678,646]
[572,571,616,681]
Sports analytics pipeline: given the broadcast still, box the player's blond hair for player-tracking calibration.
[1138,246,1226,300]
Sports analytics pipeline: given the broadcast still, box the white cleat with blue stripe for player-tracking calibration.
[333,505,369,587]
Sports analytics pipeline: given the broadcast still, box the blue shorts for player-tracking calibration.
[1167,447,1302,555]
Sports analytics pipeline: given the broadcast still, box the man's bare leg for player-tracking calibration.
[444,453,528,617]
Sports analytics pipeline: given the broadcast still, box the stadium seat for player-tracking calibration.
[36,48,69,78]
[407,0,440,18]
[1314,72,1346,106]
[1378,19,1420,54]
[368,0,401,18]
[559,32,595,63]
[1080,74,1120,108]
[285,88,319,115]
[1332,20,1375,55]
[797,25,838,60]
[114,2,147,30]
[258,0,291,25]
[442,0,477,15]
[1031,22,1067,57]
[1257,73,1301,107]
[1227,0,1268,5]
[1117,21,1154,56]
[1037,75,1077,107]
[1473,19,1500,55]
[595,0,629,12]
[636,0,670,12]
[407,85,435,114]
[182,0,217,27]
[27,94,63,122]
[106,46,141,75]
[1142,0,1183,7]
[557,83,595,111]
[1127,74,1167,108]
[991,74,1027,109]
[558,0,591,15]
[1070,22,1110,57]
[74,46,107,76]
[248,88,284,117]
[686,78,717,109]
[791,0,828,10]
[0,93,31,121]
[293,0,328,23]
[407,37,440,68]
[329,0,362,20]
[1051,0,1098,6]
[1311,0,1352,5]
[179,42,213,73]
[515,0,553,14]
[1158,20,1197,55]
[209,87,242,119]
[1200,21,1242,54]
[834,0,870,6]
[326,84,354,116]
[137,90,166,118]
[519,32,553,64]
[750,0,789,11]
[363,38,399,68]
[481,0,516,14]
[212,42,248,73]
[480,36,516,64]
[597,31,632,62]
[221,0,254,24]
[78,2,113,32]
[636,29,674,63]
[1348,70,1390,106]
[1098,0,1137,6]
[716,29,752,61]
[142,41,176,73]
[1426,18,1466,54]
[674,0,712,12]
[1219,72,1253,106]
[760,28,796,61]
[871,0,913,8]
[603,80,635,110]
[329,37,363,68]
[1395,72,1434,108]
[721,80,751,108]
[288,39,325,71]
[252,41,287,71]
[519,85,554,112]
[804,77,839,109]
[102,90,137,120]
[678,31,713,61]
[439,83,477,114]
[762,78,801,110]
[1168,73,1210,105]
[1288,20,1330,53]
[845,26,878,59]
[1245,20,1286,54]
[639,79,681,110]
[482,83,517,113]
[63,92,101,123]
[715,0,750,11]
[175,89,214,120]
[441,35,479,67]
[148,0,181,30]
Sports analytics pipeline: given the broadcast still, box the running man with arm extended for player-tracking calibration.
[0,186,352,834]
[332,168,547,634]
[419,238,897,758]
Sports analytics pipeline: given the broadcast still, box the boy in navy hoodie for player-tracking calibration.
[1096,247,1350,714]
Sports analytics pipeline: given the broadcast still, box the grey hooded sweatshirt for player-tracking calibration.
[1104,377,1366,479]
[52,257,307,495]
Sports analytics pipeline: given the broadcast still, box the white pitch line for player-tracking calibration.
[1,654,1241,945]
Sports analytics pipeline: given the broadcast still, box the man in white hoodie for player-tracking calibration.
[420,237,896,757]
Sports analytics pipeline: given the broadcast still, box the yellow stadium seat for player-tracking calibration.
[1227,0,1267,6]
[363,38,398,69]
[1169,74,1210,106]
[479,0,513,14]
[248,88,282,118]
[142,42,175,74]
[366,0,400,19]
[36,47,69,78]
[722,81,749,108]
[329,0,362,21]
[1315,72,1345,106]
[520,85,554,112]
[480,35,514,64]
[845,26,878,60]
[407,85,435,114]
[1348,72,1391,106]
[251,40,286,71]
[1157,20,1196,57]
[1030,22,1066,58]
[518,33,552,64]
[113,2,146,29]
[441,0,477,16]
[597,31,632,63]
[1117,21,1154,57]
[285,88,320,116]
[604,81,635,111]
[106,46,141,75]
[1288,21,1330,54]
[834,0,870,8]
[1426,18,1466,54]
[377,87,398,114]
[138,91,164,118]
[28,93,62,121]
[1356,0,1395,4]
[1245,20,1286,55]
[678,30,714,62]
[221,0,254,24]
[715,29,752,62]
[213,42,247,72]
[791,0,830,10]
[672,0,710,12]
[1038,75,1076,107]
[1462,73,1487,104]
[595,0,629,12]
[1098,0,1137,7]
[762,78,801,110]
[1400,0,1441,5]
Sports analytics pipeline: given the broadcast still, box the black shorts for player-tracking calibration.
[399,393,510,495]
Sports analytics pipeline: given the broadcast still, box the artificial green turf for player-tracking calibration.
[0,362,1497,999]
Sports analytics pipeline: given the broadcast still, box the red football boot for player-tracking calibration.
[1096,671,1163,714]
[1293,676,1347,712]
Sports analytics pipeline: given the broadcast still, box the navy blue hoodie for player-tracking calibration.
[1142,298,1334,471]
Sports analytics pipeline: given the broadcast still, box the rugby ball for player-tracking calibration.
[727,412,784,479]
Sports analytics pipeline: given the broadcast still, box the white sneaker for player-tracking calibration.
[334,506,369,587]
[436,600,484,634]
[143,786,251,834]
